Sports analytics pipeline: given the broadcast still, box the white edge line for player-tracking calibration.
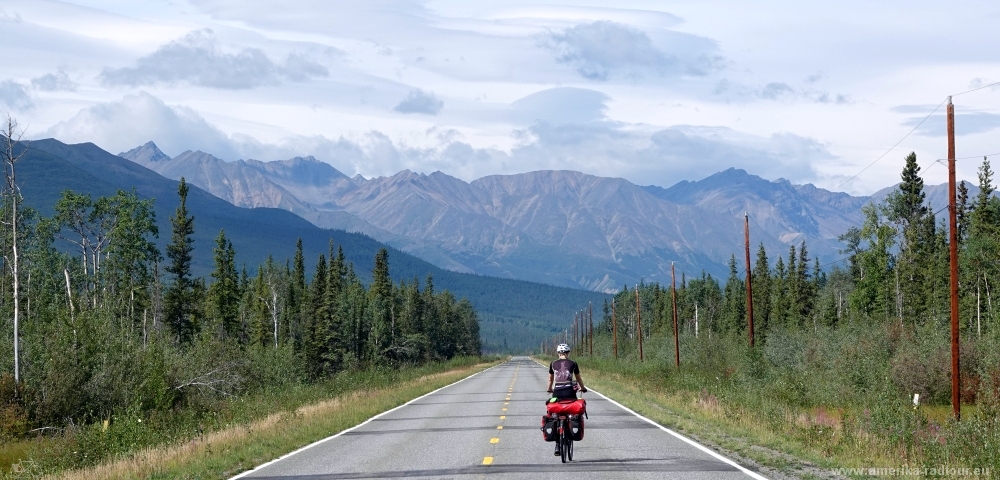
[229,361,504,479]
[527,357,767,480]
[589,387,770,480]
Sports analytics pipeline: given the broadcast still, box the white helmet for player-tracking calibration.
[556,343,571,354]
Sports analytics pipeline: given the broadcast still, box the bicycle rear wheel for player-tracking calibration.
[560,432,568,463]
[567,437,574,461]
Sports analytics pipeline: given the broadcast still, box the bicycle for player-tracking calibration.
[542,390,587,463]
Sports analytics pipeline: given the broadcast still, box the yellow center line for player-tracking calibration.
[485,363,519,468]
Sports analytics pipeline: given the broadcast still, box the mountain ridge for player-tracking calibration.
[29,138,607,349]
[119,142,982,291]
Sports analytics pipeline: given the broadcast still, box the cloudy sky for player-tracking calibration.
[3,0,1000,194]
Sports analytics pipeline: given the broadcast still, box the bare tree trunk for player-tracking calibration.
[977,277,982,339]
[11,191,19,383]
[694,303,699,339]
[272,291,279,349]
[985,273,994,336]
[3,116,26,384]
[64,269,74,320]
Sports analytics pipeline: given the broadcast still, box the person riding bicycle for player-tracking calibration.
[547,343,586,456]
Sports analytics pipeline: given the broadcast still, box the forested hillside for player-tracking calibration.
[557,153,1000,471]
[15,138,606,350]
[0,143,482,437]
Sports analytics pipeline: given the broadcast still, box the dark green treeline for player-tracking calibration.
[562,153,1000,407]
[0,177,480,435]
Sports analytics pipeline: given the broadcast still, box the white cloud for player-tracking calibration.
[509,87,608,124]
[38,92,834,190]
[0,80,32,111]
[713,79,852,105]
[41,92,238,159]
[540,21,720,81]
[394,89,444,115]
[99,29,328,89]
[31,69,77,91]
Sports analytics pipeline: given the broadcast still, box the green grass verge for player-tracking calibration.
[545,353,997,480]
[1,357,500,480]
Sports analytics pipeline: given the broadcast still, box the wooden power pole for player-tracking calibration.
[636,285,644,362]
[745,212,755,348]
[671,263,679,368]
[588,302,593,355]
[948,96,961,421]
[612,298,618,359]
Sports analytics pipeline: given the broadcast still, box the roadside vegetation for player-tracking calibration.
[29,357,495,480]
[553,153,1000,476]
[0,126,485,478]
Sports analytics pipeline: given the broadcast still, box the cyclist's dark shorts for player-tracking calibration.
[551,385,577,400]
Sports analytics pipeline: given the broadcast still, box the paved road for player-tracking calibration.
[235,357,766,479]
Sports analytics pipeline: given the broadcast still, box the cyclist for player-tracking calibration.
[547,343,586,456]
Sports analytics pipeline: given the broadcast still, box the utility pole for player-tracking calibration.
[671,263,679,368]
[947,96,961,421]
[635,285,644,362]
[612,298,618,359]
[745,212,755,348]
[573,312,580,348]
[588,302,593,355]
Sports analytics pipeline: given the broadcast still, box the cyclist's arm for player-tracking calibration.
[547,372,554,393]
[574,372,585,392]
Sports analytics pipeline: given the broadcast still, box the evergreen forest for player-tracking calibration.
[0,130,482,465]
[554,153,1000,470]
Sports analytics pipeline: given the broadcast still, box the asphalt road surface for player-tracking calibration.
[234,357,767,479]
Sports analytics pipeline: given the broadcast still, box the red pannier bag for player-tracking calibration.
[546,398,586,416]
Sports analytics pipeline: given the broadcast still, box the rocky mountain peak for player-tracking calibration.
[118,141,170,165]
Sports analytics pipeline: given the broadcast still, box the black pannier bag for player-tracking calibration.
[540,415,558,442]
[569,414,584,441]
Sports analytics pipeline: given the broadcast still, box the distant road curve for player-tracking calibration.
[232,357,768,480]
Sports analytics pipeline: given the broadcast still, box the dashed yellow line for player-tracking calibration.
[486,362,519,468]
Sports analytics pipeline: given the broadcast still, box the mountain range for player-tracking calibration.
[121,142,976,291]
[20,139,608,351]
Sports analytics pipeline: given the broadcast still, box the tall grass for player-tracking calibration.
[565,324,999,476]
[1,356,498,479]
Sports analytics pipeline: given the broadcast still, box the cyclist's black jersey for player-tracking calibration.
[549,358,580,399]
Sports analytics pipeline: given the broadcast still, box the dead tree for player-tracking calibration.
[2,116,27,383]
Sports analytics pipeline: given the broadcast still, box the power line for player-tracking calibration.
[936,152,1000,161]
[836,82,1000,191]
[834,97,948,191]
[950,81,1000,98]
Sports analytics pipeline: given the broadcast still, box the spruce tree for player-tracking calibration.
[957,180,969,242]
[722,254,745,334]
[304,255,327,377]
[888,153,933,325]
[289,238,306,352]
[209,229,239,340]
[888,152,928,227]
[785,244,799,325]
[164,178,196,343]
[795,240,814,325]
[752,243,772,335]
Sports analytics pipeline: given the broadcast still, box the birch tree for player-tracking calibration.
[2,116,26,383]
